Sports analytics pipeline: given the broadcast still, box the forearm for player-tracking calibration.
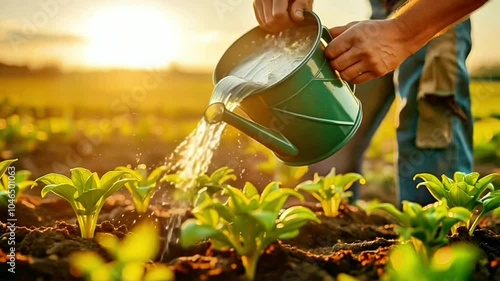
[389,0,489,52]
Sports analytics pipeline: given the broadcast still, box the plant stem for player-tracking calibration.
[469,213,484,236]
[77,213,98,238]
[133,196,150,213]
[321,200,332,217]
[241,253,260,281]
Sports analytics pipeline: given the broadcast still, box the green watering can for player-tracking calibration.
[204,11,362,166]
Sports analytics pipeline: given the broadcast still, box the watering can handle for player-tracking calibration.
[321,26,356,94]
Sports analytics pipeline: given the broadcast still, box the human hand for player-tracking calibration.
[325,19,416,84]
[253,0,313,33]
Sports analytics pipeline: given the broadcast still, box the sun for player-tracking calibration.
[82,5,180,69]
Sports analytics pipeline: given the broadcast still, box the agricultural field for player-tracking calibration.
[1,72,498,197]
[0,71,499,281]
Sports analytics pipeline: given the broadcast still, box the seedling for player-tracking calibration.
[70,220,173,281]
[115,164,167,213]
[414,172,500,235]
[295,168,365,217]
[34,168,137,238]
[370,200,471,257]
[180,181,320,280]
[382,243,480,281]
[0,158,34,207]
[162,166,237,204]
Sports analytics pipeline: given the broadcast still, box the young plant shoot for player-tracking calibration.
[295,168,365,217]
[180,182,320,280]
[70,220,173,281]
[162,166,237,204]
[33,168,138,238]
[414,172,500,235]
[370,200,471,257]
[0,158,34,207]
[116,164,167,213]
[382,243,480,281]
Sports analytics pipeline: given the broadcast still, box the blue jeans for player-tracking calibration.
[309,19,473,207]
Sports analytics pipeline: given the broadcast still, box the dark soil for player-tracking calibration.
[1,195,499,281]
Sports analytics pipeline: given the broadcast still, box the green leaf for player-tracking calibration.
[193,190,212,208]
[279,206,320,231]
[147,166,168,183]
[260,181,280,201]
[15,170,31,183]
[476,173,499,192]
[278,229,300,240]
[403,201,423,219]
[84,173,99,191]
[447,207,472,222]
[144,265,174,281]
[100,171,129,190]
[295,182,322,193]
[416,181,445,201]
[200,202,235,223]
[370,202,409,225]
[250,210,277,231]
[180,220,219,248]
[243,182,259,199]
[441,175,454,191]
[17,181,35,192]
[453,171,466,183]
[464,172,480,186]
[116,166,142,180]
[35,173,72,186]
[224,186,251,211]
[95,232,119,255]
[134,184,154,201]
[161,174,180,184]
[482,190,500,213]
[448,183,475,209]
[0,159,17,177]
[260,188,304,214]
[103,178,136,199]
[69,251,106,275]
[118,221,159,262]
[335,173,365,191]
[70,168,93,192]
[75,189,106,213]
[41,183,78,200]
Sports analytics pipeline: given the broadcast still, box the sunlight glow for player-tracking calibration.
[82,6,180,69]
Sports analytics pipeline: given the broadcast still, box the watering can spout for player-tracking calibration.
[204,102,299,157]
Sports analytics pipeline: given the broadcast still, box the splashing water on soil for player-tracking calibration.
[158,29,315,259]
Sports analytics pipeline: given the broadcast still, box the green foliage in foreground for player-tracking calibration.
[180,182,320,280]
[70,220,173,281]
[0,158,34,207]
[382,243,480,281]
[116,164,167,213]
[295,168,365,217]
[414,171,500,235]
[370,200,471,256]
[33,168,137,238]
[162,166,237,204]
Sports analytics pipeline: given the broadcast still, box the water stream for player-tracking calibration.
[158,29,315,260]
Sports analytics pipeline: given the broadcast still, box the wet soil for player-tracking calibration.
[0,195,499,281]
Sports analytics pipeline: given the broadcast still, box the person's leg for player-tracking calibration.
[395,19,473,207]
[307,73,395,199]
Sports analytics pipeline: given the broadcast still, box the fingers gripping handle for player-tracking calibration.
[321,26,356,93]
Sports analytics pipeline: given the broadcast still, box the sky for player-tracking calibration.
[0,0,498,72]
